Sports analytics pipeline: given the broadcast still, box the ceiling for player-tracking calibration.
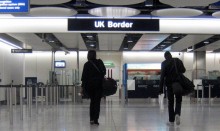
[2,0,220,52]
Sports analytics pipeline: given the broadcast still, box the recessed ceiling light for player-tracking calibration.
[90,43,95,47]
[204,41,209,44]
[172,36,179,39]
[88,7,140,17]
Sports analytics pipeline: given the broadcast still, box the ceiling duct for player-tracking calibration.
[81,33,99,50]
[151,34,187,51]
[119,34,142,51]
[35,33,69,53]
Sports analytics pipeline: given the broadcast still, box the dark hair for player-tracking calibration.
[87,50,96,60]
[164,51,172,60]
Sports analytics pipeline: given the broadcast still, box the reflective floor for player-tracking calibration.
[0,99,220,131]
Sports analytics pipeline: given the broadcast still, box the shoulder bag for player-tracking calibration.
[172,59,195,95]
[90,61,117,96]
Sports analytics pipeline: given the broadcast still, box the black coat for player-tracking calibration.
[81,59,106,90]
[159,58,186,93]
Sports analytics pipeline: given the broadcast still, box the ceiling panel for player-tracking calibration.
[54,33,86,50]
[98,34,124,51]
[196,40,220,51]
[133,34,169,50]
[8,33,52,51]
[30,0,71,5]
[87,0,145,5]
[170,35,213,51]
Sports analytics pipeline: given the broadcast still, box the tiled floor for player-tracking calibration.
[0,99,220,131]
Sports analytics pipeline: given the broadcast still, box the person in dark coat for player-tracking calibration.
[81,50,106,125]
[159,51,186,126]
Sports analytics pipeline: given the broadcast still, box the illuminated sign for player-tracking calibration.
[11,49,32,53]
[0,0,29,13]
[68,19,159,32]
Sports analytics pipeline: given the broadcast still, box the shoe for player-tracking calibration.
[175,115,180,125]
[90,120,94,125]
[166,122,174,126]
[94,120,99,125]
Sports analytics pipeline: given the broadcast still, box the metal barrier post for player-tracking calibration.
[50,85,52,105]
[73,85,75,103]
[20,85,23,120]
[64,85,66,99]
[202,85,204,103]
[56,85,59,104]
[197,84,199,101]
[14,86,17,108]
[46,85,48,107]
[28,85,31,117]
[209,85,213,103]
[7,86,10,112]
[41,86,44,106]
[9,82,13,125]
[53,85,56,105]
[35,85,38,114]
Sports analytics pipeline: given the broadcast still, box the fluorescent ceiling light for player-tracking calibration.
[0,38,22,49]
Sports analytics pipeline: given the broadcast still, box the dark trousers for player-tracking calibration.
[167,85,182,122]
[88,80,102,121]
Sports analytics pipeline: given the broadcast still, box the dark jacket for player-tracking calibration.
[81,59,106,89]
[159,58,186,93]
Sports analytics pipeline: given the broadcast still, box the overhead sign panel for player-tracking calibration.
[11,49,32,53]
[0,0,29,13]
[68,19,159,32]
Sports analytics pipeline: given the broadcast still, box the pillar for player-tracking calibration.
[192,51,206,79]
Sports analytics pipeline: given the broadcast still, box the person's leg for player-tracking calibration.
[93,87,102,124]
[175,94,182,116]
[90,95,95,122]
[167,88,175,122]
[175,94,182,125]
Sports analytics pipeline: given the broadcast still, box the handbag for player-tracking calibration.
[90,61,117,96]
[102,77,117,96]
[173,59,195,95]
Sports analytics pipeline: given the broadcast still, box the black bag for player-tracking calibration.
[173,59,195,96]
[102,78,117,96]
[90,61,118,96]
[177,74,195,95]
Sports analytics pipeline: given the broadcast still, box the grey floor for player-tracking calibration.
[0,99,220,131]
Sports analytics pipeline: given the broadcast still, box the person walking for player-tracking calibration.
[81,50,106,125]
[159,51,186,126]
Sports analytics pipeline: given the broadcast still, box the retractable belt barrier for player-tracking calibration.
[0,83,77,125]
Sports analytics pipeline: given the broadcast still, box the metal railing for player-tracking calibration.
[0,82,82,125]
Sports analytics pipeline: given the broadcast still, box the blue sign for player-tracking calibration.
[0,0,29,13]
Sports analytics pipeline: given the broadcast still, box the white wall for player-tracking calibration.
[122,51,183,64]
[206,53,220,72]
[0,42,24,101]
[24,51,77,84]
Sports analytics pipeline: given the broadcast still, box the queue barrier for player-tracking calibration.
[0,83,82,125]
